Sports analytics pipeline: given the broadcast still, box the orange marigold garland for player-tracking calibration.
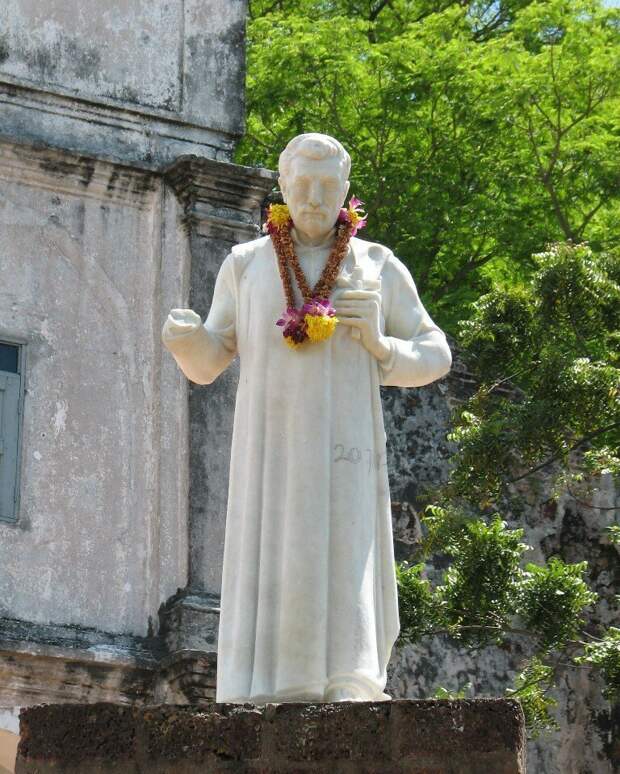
[264,198,367,349]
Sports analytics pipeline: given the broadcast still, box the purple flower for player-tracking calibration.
[337,196,367,236]
[350,215,367,236]
[301,297,336,317]
[276,306,308,342]
[276,307,302,328]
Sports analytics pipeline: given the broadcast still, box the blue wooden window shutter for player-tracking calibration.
[0,342,22,523]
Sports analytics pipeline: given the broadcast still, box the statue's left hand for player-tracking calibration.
[333,289,391,363]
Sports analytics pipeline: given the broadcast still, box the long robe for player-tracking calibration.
[162,231,452,703]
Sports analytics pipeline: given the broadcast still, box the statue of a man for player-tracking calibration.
[162,133,452,704]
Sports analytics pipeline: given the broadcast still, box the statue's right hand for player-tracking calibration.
[162,308,203,340]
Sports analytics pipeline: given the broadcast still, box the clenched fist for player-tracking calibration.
[162,308,202,341]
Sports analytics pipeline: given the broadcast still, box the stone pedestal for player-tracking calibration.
[16,699,526,773]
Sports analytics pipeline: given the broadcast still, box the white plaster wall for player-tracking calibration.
[0,141,188,636]
[0,0,247,135]
[0,0,180,111]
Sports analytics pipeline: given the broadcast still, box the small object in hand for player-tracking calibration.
[347,267,381,340]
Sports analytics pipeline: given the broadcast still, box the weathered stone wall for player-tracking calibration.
[383,341,619,774]
[0,0,248,167]
[15,699,527,773]
[0,3,277,765]
[0,142,275,750]
[0,141,190,635]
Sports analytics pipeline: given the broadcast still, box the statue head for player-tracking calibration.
[278,133,351,241]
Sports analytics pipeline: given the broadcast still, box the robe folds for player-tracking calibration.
[163,233,452,704]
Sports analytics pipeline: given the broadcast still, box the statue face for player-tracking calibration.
[279,154,350,241]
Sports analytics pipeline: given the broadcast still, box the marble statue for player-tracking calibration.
[162,133,452,704]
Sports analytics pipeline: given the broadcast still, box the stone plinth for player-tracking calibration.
[16,699,526,773]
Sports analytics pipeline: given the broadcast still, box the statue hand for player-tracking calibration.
[162,308,203,340]
[333,290,391,362]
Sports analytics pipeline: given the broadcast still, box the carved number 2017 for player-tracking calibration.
[333,444,385,473]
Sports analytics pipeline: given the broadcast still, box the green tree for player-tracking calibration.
[450,242,619,506]
[239,0,620,331]
[397,242,619,733]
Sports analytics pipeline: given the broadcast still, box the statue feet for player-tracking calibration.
[324,684,366,702]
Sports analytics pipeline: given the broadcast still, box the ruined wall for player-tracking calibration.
[383,341,619,774]
[0,0,248,167]
[0,2,273,762]
[0,0,245,129]
[0,143,189,636]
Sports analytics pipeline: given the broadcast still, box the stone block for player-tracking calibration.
[265,701,392,762]
[15,699,526,773]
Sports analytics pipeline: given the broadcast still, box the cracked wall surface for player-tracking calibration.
[0,143,190,636]
[0,0,248,167]
[0,0,246,133]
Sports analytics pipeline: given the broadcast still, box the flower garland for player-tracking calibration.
[264,197,367,349]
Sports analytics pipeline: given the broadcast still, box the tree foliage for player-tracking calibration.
[397,241,618,733]
[239,0,620,331]
[450,241,620,507]
[397,508,608,734]
[397,241,619,733]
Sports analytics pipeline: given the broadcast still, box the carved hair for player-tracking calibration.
[279,133,351,180]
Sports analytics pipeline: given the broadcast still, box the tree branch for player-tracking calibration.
[566,484,619,511]
[369,0,391,21]
[508,421,620,484]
